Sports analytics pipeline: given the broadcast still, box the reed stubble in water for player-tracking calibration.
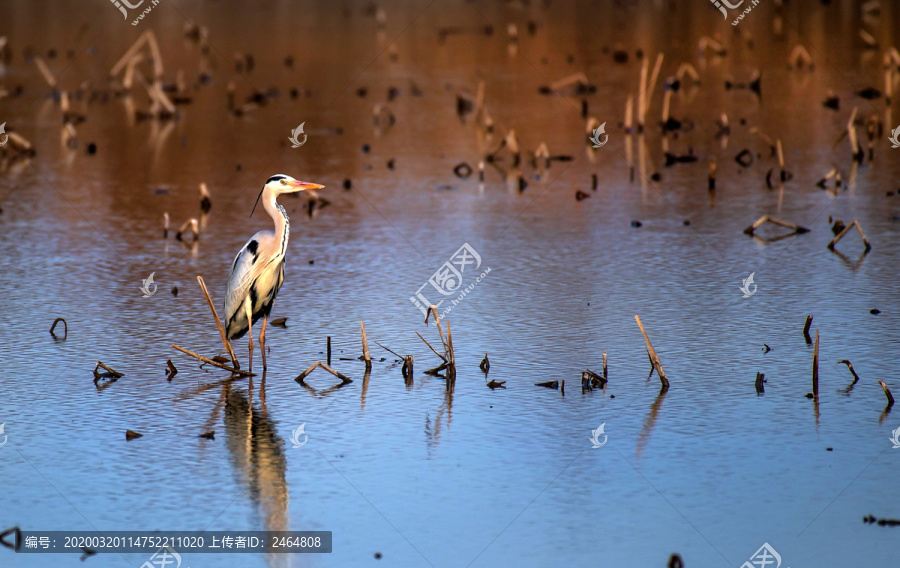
[827,220,872,252]
[879,381,894,408]
[49,317,67,339]
[196,276,238,367]
[295,361,352,384]
[803,315,814,344]
[171,344,254,377]
[635,315,668,391]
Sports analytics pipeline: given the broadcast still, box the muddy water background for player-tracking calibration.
[1,0,900,566]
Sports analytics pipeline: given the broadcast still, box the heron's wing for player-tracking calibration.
[224,231,275,327]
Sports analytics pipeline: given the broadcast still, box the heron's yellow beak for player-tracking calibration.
[289,180,325,191]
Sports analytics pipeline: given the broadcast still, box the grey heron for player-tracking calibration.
[224,174,325,370]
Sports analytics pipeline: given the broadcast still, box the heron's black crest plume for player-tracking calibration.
[250,186,265,218]
[250,175,287,217]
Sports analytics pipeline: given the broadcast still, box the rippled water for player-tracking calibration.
[1,0,899,566]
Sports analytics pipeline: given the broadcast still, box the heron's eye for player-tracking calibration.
[280,180,287,185]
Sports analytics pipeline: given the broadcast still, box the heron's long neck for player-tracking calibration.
[263,190,290,258]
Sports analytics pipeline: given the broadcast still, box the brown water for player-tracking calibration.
[1,0,900,566]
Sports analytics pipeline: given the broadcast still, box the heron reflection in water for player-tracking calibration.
[219,379,295,568]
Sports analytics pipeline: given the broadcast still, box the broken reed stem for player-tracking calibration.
[197,276,238,368]
[803,315,813,343]
[743,215,810,235]
[415,331,448,362]
[123,55,142,90]
[424,362,448,376]
[879,380,895,407]
[637,57,649,130]
[426,306,448,353]
[661,90,672,124]
[165,359,178,381]
[5,131,34,153]
[776,139,785,178]
[886,68,893,104]
[295,361,352,383]
[374,340,402,359]
[152,82,176,114]
[171,344,254,376]
[480,353,490,372]
[360,321,372,368]
[635,315,668,390]
[95,361,123,378]
[111,32,148,77]
[549,72,589,92]
[838,360,860,384]
[320,362,353,383]
[446,320,455,366]
[646,53,664,118]
[812,329,820,397]
[110,30,163,80]
[144,31,163,78]
[49,317,67,339]
[602,350,608,380]
[755,372,765,393]
[34,56,56,88]
[327,336,332,366]
[624,95,634,132]
[848,107,861,160]
[827,220,872,252]
[677,62,699,82]
[295,362,320,381]
[402,355,414,380]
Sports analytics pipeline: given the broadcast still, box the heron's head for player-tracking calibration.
[266,174,325,195]
[252,174,325,216]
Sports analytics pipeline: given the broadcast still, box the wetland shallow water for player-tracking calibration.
[1,0,899,566]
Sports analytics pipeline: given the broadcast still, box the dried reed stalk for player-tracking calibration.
[360,321,372,369]
[49,317,67,339]
[743,215,810,235]
[197,276,238,367]
[635,315,668,390]
[827,220,872,252]
[172,344,254,376]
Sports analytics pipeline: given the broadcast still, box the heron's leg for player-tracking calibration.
[260,315,268,369]
[244,296,254,371]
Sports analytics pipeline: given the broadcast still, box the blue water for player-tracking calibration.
[1,0,899,566]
